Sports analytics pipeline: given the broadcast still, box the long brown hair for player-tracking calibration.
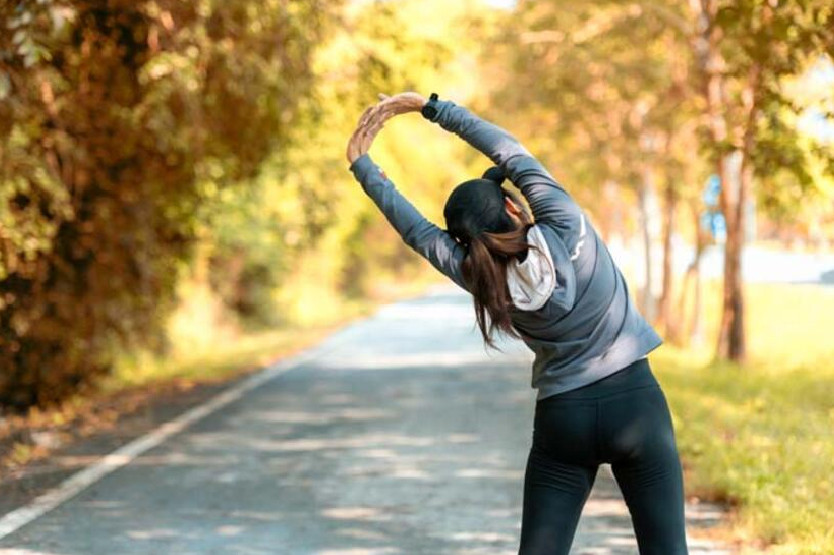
[461,188,538,351]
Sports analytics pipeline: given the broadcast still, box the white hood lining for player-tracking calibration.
[506,225,557,311]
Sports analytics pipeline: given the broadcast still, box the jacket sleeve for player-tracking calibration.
[349,153,469,292]
[425,99,587,257]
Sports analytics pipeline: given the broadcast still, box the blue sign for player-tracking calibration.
[699,175,725,242]
[711,212,726,242]
[702,174,721,207]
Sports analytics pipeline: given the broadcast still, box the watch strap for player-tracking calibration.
[420,92,440,120]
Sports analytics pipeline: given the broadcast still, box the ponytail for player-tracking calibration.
[461,188,538,351]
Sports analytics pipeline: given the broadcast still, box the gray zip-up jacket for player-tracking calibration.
[348,98,662,400]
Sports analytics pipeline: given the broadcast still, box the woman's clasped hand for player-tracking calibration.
[345,92,428,164]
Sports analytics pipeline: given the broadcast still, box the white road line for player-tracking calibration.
[0,323,358,541]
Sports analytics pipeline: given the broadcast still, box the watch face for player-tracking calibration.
[421,93,439,119]
[421,105,437,119]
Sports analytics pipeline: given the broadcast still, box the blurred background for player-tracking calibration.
[1,0,832,553]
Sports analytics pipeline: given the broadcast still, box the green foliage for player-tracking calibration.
[214,0,491,326]
[755,57,834,225]
[0,0,328,409]
[485,0,704,234]
[0,0,497,409]
[706,0,834,218]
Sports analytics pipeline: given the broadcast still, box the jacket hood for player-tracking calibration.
[507,225,556,311]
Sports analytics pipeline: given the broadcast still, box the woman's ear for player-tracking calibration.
[504,194,533,226]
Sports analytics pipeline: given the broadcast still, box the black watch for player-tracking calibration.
[420,92,440,120]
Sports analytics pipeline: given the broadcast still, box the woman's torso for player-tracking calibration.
[509,221,663,400]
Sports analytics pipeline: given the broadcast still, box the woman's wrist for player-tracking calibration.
[349,151,370,166]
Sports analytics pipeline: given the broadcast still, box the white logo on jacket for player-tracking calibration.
[570,214,586,261]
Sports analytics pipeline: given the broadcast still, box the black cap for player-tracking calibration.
[443,167,514,247]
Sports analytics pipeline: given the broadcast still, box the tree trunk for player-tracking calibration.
[716,221,745,359]
[691,0,748,361]
[657,177,677,335]
[678,204,706,347]
[691,242,704,347]
[637,168,658,324]
[716,59,760,362]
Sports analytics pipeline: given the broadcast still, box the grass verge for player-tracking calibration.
[653,282,834,554]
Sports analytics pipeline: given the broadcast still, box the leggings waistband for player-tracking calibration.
[538,357,659,403]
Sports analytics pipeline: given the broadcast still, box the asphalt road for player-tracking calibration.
[0,284,733,554]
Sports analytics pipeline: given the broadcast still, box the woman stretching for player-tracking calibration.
[346,92,689,555]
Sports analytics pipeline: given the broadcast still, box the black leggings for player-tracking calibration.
[518,357,689,554]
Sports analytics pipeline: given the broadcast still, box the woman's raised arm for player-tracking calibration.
[348,153,470,292]
[422,96,584,240]
[345,99,469,292]
[368,93,586,248]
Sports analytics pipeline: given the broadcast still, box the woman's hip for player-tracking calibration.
[537,357,660,405]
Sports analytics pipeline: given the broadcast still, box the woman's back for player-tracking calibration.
[509,219,661,400]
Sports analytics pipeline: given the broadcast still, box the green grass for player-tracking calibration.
[652,282,834,554]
